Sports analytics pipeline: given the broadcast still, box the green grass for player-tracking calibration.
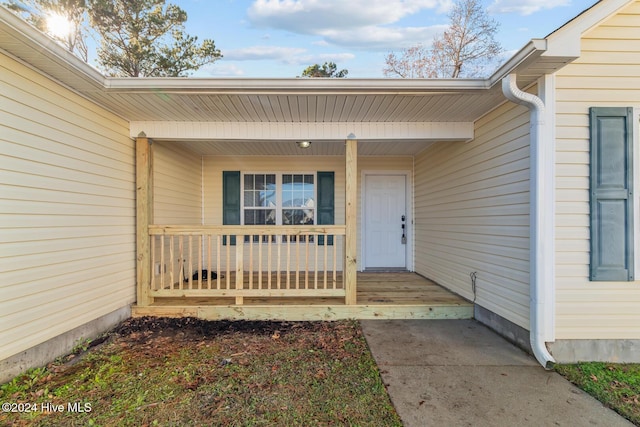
[1,319,402,427]
[555,362,640,425]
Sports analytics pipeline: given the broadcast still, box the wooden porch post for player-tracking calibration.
[136,133,153,307]
[345,135,358,305]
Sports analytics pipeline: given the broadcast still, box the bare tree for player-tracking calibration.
[384,44,433,78]
[384,0,502,78]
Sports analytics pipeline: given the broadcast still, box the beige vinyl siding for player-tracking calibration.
[0,53,135,361]
[414,101,531,329]
[153,141,202,224]
[151,142,202,284]
[554,0,640,340]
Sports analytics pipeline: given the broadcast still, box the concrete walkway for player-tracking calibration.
[361,319,634,427]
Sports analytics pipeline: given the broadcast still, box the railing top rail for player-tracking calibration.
[149,224,346,236]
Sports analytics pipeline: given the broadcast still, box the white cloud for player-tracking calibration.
[488,0,571,16]
[246,0,452,50]
[321,25,447,50]
[248,0,451,33]
[198,63,246,77]
[296,52,356,65]
[224,45,308,62]
[223,45,355,66]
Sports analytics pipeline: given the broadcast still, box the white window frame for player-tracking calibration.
[240,171,317,228]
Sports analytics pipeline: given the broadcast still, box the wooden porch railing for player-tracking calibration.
[149,225,346,304]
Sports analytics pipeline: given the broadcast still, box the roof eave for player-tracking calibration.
[0,5,105,91]
[103,76,491,95]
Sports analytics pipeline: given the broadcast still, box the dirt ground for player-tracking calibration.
[1,317,402,426]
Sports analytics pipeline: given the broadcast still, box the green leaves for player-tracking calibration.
[301,62,348,78]
[88,0,221,76]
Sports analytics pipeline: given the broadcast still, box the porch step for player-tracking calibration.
[131,303,474,321]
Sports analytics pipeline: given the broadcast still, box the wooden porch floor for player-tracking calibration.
[133,272,473,321]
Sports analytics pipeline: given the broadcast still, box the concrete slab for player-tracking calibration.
[361,319,634,427]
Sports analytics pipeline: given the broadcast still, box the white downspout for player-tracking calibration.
[502,74,556,369]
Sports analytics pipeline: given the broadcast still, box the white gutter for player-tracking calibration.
[502,74,556,369]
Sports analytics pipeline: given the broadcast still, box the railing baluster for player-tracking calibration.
[169,235,174,289]
[286,236,291,290]
[235,235,244,304]
[269,235,282,289]
[207,235,212,290]
[160,235,165,290]
[178,235,184,290]
[295,235,300,289]
[304,234,309,289]
[188,235,193,289]
[150,236,156,291]
[333,236,337,289]
[198,235,202,290]
[323,235,328,289]
[314,234,319,290]
[216,235,221,290]
[249,236,254,289]
[258,235,263,289]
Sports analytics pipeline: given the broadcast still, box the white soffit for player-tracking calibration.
[170,139,437,157]
[129,121,474,141]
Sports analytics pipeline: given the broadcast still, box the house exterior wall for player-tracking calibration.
[153,141,202,224]
[414,101,531,330]
[554,0,640,340]
[201,155,413,271]
[0,52,136,376]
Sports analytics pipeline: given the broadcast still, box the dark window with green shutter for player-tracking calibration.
[222,170,335,245]
[589,107,634,281]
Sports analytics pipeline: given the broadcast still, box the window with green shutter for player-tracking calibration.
[589,107,634,281]
[222,170,335,245]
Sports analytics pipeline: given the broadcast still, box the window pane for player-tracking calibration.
[244,191,254,207]
[304,196,315,208]
[264,186,276,205]
[244,174,254,190]
[283,174,292,184]
[245,209,276,225]
[304,174,313,184]
[244,210,255,224]
[266,174,276,185]
[293,174,303,184]
[282,186,294,206]
[255,174,265,189]
[283,209,314,225]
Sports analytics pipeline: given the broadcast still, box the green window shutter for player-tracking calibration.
[589,107,634,281]
[223,171,240,246]
[316,172,335,245]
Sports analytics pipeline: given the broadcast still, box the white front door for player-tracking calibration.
[364,174,407,269]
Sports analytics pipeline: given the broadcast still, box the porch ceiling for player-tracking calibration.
[168,138,436,157]
[99,80,504,123]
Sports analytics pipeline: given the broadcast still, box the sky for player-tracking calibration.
[91,0,600,78]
